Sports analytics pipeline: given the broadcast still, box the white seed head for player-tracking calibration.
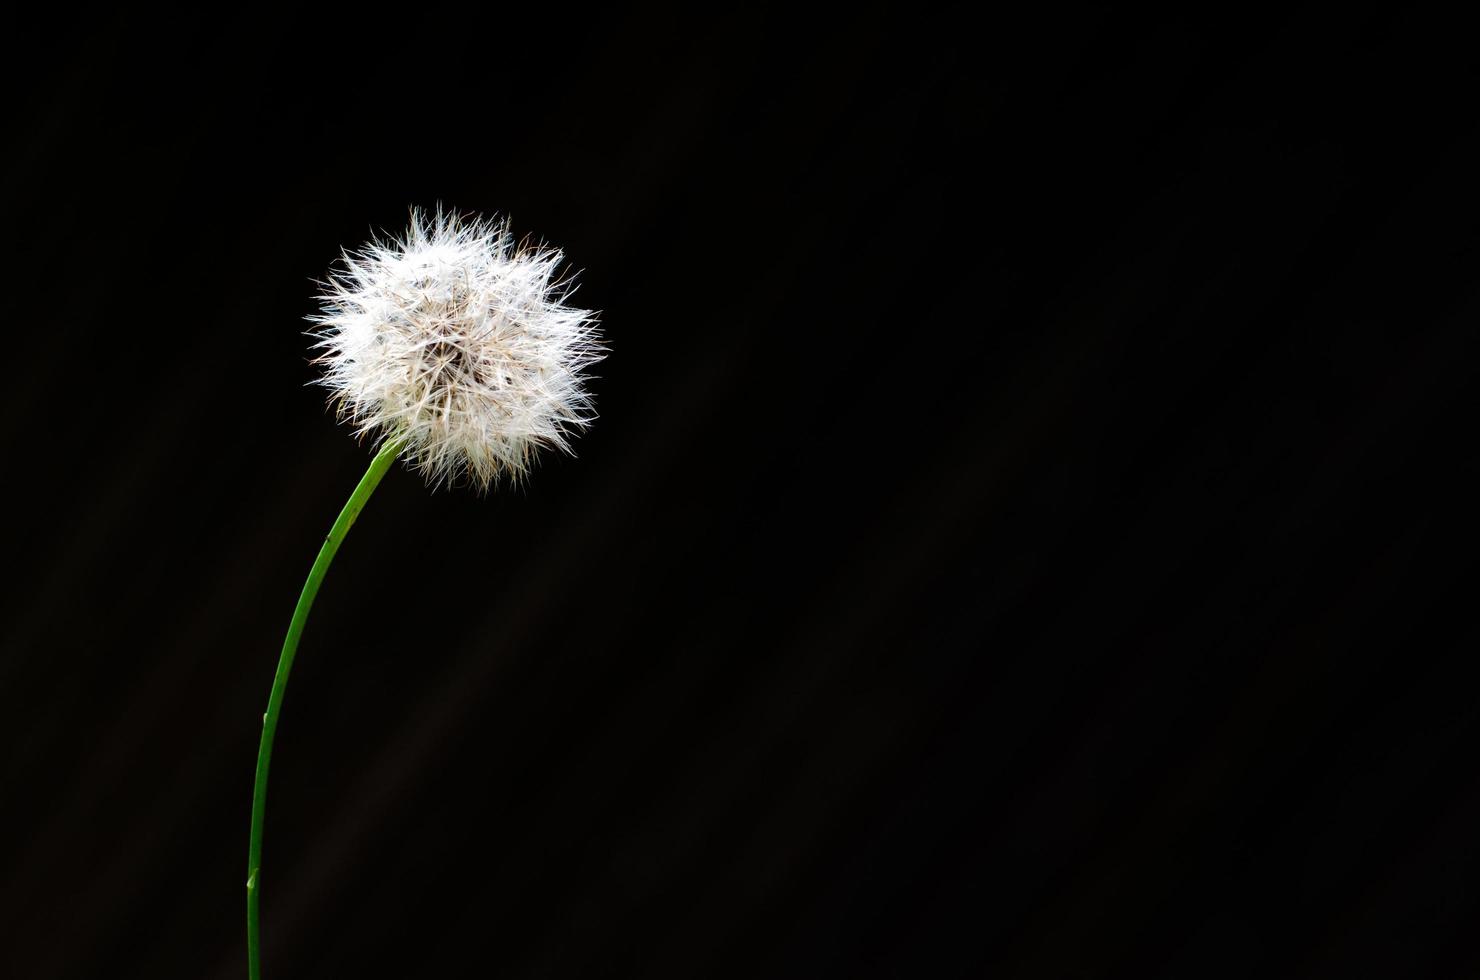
[310,208,603,490]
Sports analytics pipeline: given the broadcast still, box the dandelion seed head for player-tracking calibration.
[310,207,603,490]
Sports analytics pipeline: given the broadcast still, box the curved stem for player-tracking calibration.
[248,440,401,980]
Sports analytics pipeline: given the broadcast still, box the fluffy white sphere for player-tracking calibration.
[310,209,603,490]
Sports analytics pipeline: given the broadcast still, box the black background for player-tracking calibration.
[4,7,1478,978]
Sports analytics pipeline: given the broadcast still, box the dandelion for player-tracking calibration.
[310,208,602,490]
[246,208,602,979]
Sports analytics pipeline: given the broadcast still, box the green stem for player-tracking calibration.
[248,440,401,980]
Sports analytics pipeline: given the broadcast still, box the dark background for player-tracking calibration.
[4,6,1477,978]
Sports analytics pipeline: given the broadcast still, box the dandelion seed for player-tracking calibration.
[310,207,604,489]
